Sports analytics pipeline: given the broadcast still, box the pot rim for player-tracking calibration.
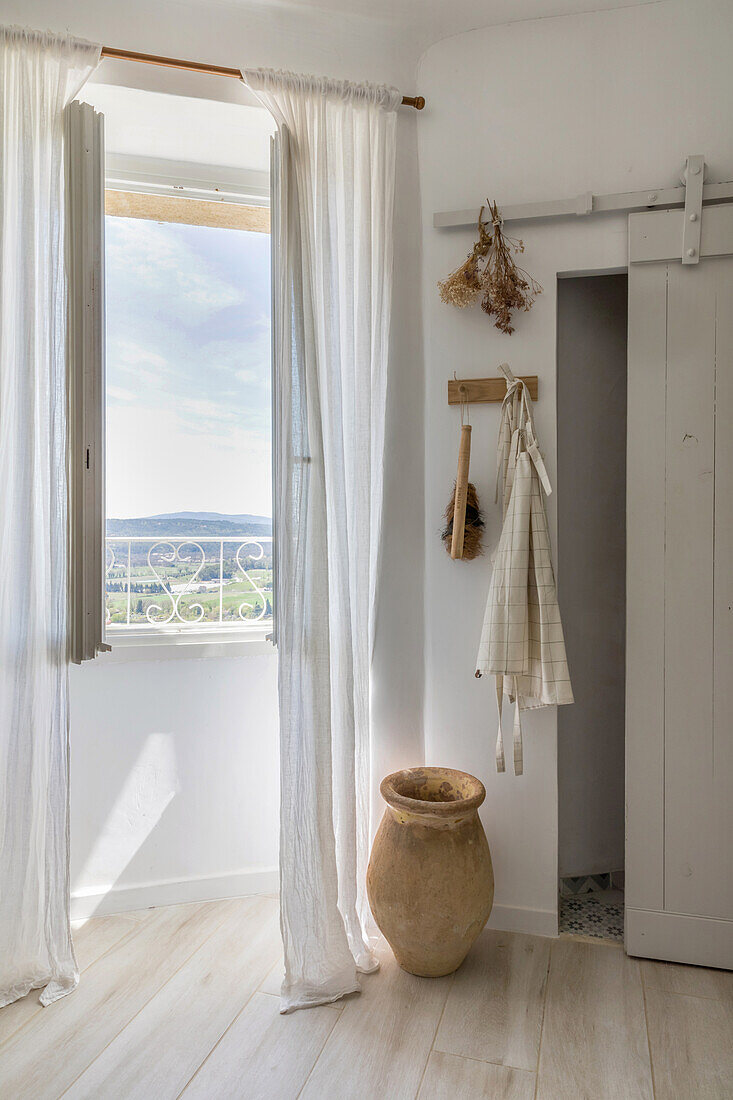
[380,766,486,817]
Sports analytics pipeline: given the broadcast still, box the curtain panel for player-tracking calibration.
[244,68,399,1012]
[0,26,100,1009]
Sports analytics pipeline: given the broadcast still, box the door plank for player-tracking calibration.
[0,913,140,1048]
[433,929,549,1071]
[0,901,236,1099]
[712,263,733,920]
[299,941,452,1100]
[645,987,733,1099]
[418,1050,536,1100]
[182,992,340,1099]
[664,261,716,917]
[536,940,652,1099]
[64,896,281,1100]
[625,260,668,914]
[626,908,733,971]
[628,222,733,962]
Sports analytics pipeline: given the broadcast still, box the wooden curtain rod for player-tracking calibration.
[100,47,426,109]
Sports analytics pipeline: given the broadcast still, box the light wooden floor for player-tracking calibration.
[1,896,731,1099]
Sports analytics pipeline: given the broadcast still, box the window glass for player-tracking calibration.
[105,205,272,632]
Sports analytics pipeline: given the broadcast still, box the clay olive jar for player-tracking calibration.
[367,767,494,977]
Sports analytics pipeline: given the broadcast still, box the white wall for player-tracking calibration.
[418,0,733,933]
[9,0,425,915]
[69,648,280,916]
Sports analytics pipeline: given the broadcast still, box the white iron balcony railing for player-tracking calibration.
[105,536,273,631]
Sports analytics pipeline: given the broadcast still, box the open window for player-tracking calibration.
[67,86,276,652]
[103,182,273,641]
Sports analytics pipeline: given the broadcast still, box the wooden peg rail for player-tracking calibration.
[448,376,539,405]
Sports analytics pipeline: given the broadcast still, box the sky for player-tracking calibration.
[105,215,271,520]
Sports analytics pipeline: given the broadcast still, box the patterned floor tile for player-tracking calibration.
[559,893,624,943]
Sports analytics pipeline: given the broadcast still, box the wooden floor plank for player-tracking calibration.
[641,957,733,1003]
[64,896,282,1100]
[645,987,733,1100]
[536,940,653,1100]
[299,942,452,1100]
[0,913,140,1048]
[434,929,550,1071]
[3,895,730,1100]
[182,992,340,1099]
[259,957,284,997]
[418,1050,536,1100]
[0,901,235,1099]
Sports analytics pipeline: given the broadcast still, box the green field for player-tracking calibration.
[106,557,273,627]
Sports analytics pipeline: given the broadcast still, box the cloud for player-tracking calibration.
[104,216,272,518]
[107,401,272,518]
[116,341,170,372]
[106,217,246,323]
[202,326,271,385]
[107,385,137,404]
[175,395,240,433]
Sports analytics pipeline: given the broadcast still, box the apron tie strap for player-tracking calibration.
[512,676,524,776]
[495,676,506,773]
[495,675,524,776]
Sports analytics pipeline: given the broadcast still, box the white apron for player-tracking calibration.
[476,364,573,774]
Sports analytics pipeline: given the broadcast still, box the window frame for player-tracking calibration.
[102,155,274,651]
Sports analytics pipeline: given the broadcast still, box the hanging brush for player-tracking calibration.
[442,479,484,560]
[442,387,484,560]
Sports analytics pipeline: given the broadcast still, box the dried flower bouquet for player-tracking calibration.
[438,201,542,334]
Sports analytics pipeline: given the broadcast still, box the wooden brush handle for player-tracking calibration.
[451,425,472,560]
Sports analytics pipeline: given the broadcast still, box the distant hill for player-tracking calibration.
[151,511,271,526]
[107,511,272,538]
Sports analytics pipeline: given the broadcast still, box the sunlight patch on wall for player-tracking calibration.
[72,733,179,915]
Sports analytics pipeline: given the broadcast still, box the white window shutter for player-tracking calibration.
[65,101,109,663]
[268,132,281,648]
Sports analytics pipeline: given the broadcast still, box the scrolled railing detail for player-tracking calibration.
[104,535,272,630]
[105,543,116,625]
[145,540,206,625]
[235,540,268,622]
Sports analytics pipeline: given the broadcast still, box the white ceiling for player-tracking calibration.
[218,0,658,52]
[76,0,658,171]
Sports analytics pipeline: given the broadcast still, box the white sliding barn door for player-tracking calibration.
[626,204,733,969]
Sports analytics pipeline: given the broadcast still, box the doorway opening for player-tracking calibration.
[556,272,627,942]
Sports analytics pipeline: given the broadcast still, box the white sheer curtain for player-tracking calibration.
[0,26,100,1009]
[244,68,399,1013]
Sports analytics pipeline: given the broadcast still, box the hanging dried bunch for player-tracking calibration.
[437,209,493,308]
[480,201,542,334]
[442,482,484,560]
[438,201,542,333]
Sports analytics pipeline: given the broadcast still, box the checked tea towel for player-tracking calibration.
[476,364,573,775]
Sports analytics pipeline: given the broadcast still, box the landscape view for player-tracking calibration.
[106,511,273,628]
[104,213,273,632]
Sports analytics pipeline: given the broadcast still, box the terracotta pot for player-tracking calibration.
[367,766,494,977]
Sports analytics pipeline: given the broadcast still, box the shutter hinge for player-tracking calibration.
[681,155,704,264]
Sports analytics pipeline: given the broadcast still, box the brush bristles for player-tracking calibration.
[441,482,484,560]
